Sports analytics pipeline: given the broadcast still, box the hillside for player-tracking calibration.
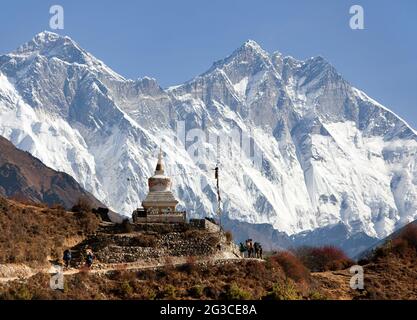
[0,196,323,300]
[0,194,416,300]
[0,135,103,209]
[0,258,318,300]
[312,223,417,300]
[355,219,417,260]
[0,195,100,265]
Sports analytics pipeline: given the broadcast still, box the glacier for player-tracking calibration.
[1,32,417,251]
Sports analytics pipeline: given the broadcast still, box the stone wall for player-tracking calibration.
[131,222,191,233]
[72,230,221,265]
[134,214,186,224]
[189,218,220,233]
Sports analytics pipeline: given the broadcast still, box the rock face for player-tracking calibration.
[1,32,417,253]
[0,135,102,209]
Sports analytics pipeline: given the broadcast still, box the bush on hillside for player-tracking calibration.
[398,224,417,249]
[381,224,417,257]
[268,251,310,282]
[71,197,92,213]
[263,280,301,300]
[134,233,157,247]
[294,246,353,272]
[222,282,252,300]
[225,230,233,243]
[121,218,134,233]
[188,284,204,298]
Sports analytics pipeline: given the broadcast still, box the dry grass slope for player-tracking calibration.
[0,196,100,265]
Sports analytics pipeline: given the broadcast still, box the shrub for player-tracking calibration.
[184,229,205,240]
[134,234,157,247]
[372,245,389,260]
[162,257,175,276]
[222,283,251,300]
[391,238,409,256]
[14,285,33,300]
[50,204,65,211]
[121,219,134,233]
[203,286,221,299]
[269,251,310,282]
[120,281,133,297]
[140,287,156,300]
[245,259,268,280]
[263,280,301,300]
[0,196,9,210]
[71,197,92,213]
[294,246,353,272]
[397,224,417,249]
[181,256,197,274]
[159,284,177,299]
[225,231,233,243]
[188,285,204,298]
[77,211,100,234]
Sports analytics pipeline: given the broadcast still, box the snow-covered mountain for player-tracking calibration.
[1,32,417,252]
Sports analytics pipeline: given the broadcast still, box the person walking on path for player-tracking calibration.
[63,249,72,269]
[85,248,95,268]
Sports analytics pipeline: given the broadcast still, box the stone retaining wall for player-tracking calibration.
[72,230,222,265]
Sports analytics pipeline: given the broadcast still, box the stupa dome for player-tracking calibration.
[141,148,179,213]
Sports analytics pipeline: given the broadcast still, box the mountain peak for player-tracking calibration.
[204,39,271,77]
[33,31,62,43]
[242,39,262,50]
[238,39,270,58]
[31,31,80,49]
[5,32,125,81]
[21,30,74,49]
[13,31,85,61]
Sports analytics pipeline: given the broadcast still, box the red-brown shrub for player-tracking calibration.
[398,224,417,249]
[295,246,353,272]
[384,224,417,257]
[391,238,409,256]
[180,256,197,274]
[268,251,310,282]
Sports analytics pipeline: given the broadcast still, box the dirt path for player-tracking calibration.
[0,257,263,283]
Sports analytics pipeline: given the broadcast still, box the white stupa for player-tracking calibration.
[141,148,179,214]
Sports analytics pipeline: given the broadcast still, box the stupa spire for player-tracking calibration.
[155,146,164,175]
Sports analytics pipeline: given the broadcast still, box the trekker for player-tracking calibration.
[259,245,263,260]
[63,249,72,268]
[85,248,95,268]
[245,239,250,258]
[254,242,260,258]
[247,239,254,258]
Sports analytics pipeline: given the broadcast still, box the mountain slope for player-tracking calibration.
[0,135,103,209]
[1,32,417,254]
[356,218,417,260]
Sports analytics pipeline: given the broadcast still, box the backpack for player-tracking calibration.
[64,250,71,260]
[87,253,94,262]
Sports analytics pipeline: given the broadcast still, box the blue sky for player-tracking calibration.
[1,0,416,128]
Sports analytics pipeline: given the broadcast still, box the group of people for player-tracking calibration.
[62,247,95,269]
[240,239,263,259]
